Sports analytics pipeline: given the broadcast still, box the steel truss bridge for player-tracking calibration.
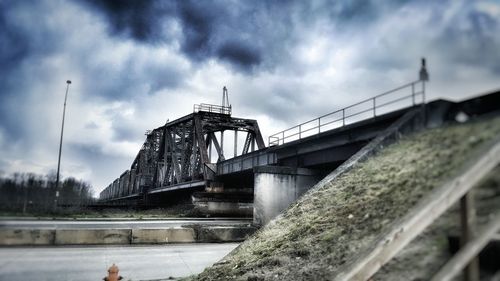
[99,78,500,211]
[100,76,430,203]
[99,103,266,202]
[99,59,443,205]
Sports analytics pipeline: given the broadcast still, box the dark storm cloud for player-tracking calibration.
[80,0,176,42]
[177,1,217,60]
[216,41,262,69]
[76,0,274,71]
[0,0,186,151]
[0,1,69,141]
[77,0,416,73]
[0,11,29,75]
[0,0,63,71]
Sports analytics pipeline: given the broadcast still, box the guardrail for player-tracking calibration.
[217,149,277,175]
[194,103,232,115]
[268,80,426,146]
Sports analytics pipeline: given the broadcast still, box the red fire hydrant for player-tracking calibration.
[103,263,123,281]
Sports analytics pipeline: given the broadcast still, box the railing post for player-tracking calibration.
[422,80,426,103]
[342,109,345,126]
[318,118,321,134]
[373,98,376,117]
[299,125,302,139]
[412,83,415,106]
[460,191,480,281]
[282,131,285,145]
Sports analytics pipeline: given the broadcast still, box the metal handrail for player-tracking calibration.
[193,103,232,115]
[268,80,426,146]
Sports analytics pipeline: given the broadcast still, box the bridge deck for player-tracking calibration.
[217,105,418,176]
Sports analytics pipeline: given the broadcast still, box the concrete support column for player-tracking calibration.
[253,166,322,225]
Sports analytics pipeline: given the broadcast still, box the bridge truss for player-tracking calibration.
[100,104,265,201]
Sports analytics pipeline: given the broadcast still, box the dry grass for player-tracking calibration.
[185,116,500,281]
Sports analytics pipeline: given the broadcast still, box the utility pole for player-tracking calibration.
[55,80,71,209]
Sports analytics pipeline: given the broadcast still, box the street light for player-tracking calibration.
[55,80,71,208]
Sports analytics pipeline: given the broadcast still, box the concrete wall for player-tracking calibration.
[131,228,196,244]
[0,229,55,245]
[55,229,131,245]
[193,201,253,217]
[0,225,255,245]
[253,166,322,225]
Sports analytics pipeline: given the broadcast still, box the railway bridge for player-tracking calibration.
[99,75,427,218]
[99,61,500,224]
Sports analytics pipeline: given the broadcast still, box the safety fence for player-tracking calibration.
[269,80,426,146]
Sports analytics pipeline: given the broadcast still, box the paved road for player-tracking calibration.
[0,243,239,281]
[0,219,252,229]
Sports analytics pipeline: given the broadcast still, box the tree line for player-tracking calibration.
[0,172,95,214]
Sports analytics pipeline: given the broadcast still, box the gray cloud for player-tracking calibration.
[438,5,500,73]
[77,0,298,71]
[80,0,177,42]
[216,41,262,70]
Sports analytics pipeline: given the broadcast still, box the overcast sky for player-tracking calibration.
[1,0,499,195]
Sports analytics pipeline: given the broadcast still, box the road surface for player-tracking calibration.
[0,243,239,281]
[0,219,252,229]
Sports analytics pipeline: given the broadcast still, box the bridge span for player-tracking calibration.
[99,77,426,210]
[98,68,500,223]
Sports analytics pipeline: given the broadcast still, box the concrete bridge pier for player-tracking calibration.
[253,166,323,225]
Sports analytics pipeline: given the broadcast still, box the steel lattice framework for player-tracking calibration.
[100,104,265,201]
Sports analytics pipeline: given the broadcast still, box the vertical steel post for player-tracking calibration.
[318,118,321,134]
[373,98,376,117]
[422,80,426,103]
[412,83,415,106]
[221,131,224,159]
[209,135,212,163]
[55,80,71,209]
[342,109,345,126]
[234,130,238,158]
[460,191,480,281]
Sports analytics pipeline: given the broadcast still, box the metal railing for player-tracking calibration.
[268,80,426,146]
[217,149,277,175]
[194,103,232,115]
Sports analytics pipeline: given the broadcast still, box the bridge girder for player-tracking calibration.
[101,107,265,201]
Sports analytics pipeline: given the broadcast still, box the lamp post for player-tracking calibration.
[55,80,71,209]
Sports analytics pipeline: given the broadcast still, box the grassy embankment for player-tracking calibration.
[185,115,500,281]
[374,163,500,280]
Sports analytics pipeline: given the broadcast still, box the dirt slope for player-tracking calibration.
[186,115,500,281]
